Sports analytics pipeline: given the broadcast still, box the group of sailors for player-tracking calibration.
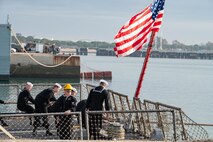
[17,82,78,139]
[0,79,110,140]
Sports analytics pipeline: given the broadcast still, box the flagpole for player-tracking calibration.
[134,31,156,98]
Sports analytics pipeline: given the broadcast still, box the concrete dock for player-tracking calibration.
[10,53,80,80]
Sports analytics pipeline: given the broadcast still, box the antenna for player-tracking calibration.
[160,30,163,50]
[7,15,10,24]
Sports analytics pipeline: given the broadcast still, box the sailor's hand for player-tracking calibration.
[103,113,109,120]
[64,110,71,115]
[49,101,54,106]
[0,100,5,104]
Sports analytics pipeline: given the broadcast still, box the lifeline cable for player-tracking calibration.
[0,125,16,139]
[80,62,100,72]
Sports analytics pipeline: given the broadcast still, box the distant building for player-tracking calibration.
[87,49,96,56]
[60,48,76,55]
[77,48,88,55]
[96,49,115,56]
[25,42,44,53]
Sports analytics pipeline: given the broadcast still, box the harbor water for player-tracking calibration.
[0,55,213,137]
[80,56,213,137]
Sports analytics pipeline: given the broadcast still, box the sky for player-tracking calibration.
[0,0,212,45]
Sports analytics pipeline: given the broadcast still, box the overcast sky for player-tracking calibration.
[0,0,212,45]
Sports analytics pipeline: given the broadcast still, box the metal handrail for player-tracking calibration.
[85,109,177,141]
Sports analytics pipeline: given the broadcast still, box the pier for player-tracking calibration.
[96,49,213,59]
[60,47,213,60]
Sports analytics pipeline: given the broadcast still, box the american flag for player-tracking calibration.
[114,0,165,57]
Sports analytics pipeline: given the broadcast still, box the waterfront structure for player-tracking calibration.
[96,49,213,59]
[10,53,80,81]
[0,23,80,81]
[0,23,11,80]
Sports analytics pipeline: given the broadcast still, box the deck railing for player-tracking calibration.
[0,83,211,141]
[0,112,83,140]
[0,110,176,141]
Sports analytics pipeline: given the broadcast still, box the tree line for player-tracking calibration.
[12,33,213,52]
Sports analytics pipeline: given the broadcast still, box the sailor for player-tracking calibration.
[33,83,62,136]
[48,84,77,139]
[71,87,78,96]
[17,82,35,125]
[85,79,110,140]
[76,99,87,129]
[0,99,8,126]
[73,88,87,128]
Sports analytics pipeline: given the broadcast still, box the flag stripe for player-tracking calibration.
[115,20,154,48]
[115,15,152,43]
[114,19,154,56]
[152,11,164,32]
[115,7,151,37]
[114,28,151,56]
